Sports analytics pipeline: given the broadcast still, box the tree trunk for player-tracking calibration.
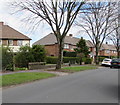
[117,48,120,58]
[56,41,64,70]
[95,46,99,65]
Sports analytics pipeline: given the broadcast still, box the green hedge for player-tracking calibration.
[63,57,80,64]
[46,56,58,64]
[1,47,14,71]
[63,51,77,57]
[46,56,92,64]
[98,57,106,62]
[85,58,92,64]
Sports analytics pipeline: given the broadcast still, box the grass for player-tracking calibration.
[15,67,28,71]
[61,66,98,73]
[1,72,56,87]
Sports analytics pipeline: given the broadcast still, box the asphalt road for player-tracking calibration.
[2,67,118,103]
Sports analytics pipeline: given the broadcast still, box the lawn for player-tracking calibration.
[62,66,98,73]
[1,72,56,87]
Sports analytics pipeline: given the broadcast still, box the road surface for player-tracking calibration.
[2,67,118,103]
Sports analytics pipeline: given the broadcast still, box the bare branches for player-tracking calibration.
[75,1,118,63]
[11,0,85,69]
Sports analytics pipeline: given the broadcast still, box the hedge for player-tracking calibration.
[46,56,92,64]
[63,51,77,57]
[1,47,14,71]
[46,56,58,64]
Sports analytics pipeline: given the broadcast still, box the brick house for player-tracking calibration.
[99,44,117,57]
[33,33,118,57]
[0,22,31,52]
[33,33,94,56]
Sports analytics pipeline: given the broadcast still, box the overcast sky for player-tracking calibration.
[0,0,114,45]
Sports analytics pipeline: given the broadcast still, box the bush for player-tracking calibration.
[98,57,106,62]
[84,58,92,64]
[63,51,77,57]
[63,57,79,64]
[14,46,35,68]
[46,56,80,64]
[46,56,58,64]
[46,56,92,64]
[14,45,46,68]
[0,46,13,71]
[32,45,46,62]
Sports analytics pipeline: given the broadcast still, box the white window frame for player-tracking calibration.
[105,50,110,54]
[64,44,69,49]
[8,40,13,46]
[17,40,23,46]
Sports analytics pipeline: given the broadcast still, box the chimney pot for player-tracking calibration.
[69,34,73,37]
[0,22,4,25]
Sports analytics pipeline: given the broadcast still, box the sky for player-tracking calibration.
[0,0,114,45]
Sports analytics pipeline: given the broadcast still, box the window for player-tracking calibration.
[8,40,13,46]
[0,40,1,45]
[64,44,69,49]
[17,40,23,46]
[113,50,117,53]
[105,50,110,53]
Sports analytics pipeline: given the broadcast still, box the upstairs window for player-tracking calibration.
[64,44,69,49]
[17,40,23,46]
[105,50,110,54]
[8,40,13,46]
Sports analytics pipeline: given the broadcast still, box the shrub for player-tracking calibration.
[46,56,92,64]
[32,45,46,62]
[46,56,80,64]
[63,51,77,57]
[0,46,13,71]
[63,57,79,64]
[46,56,58,64]
[84,58,92,64]
[98,57,106,62]
[14,45,46,68]
[14,46,35,68]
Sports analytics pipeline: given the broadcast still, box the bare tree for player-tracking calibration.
[75,2,118,64]
[11,0,85,69]
[107,18,120,58]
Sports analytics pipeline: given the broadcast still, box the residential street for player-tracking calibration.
[2,67,118,103]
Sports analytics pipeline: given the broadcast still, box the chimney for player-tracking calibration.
[69,34,73,37]
[0,22,4,26]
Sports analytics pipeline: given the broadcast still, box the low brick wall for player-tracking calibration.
[28,62,56,70]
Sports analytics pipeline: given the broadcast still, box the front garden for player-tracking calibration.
[1,72,56,87]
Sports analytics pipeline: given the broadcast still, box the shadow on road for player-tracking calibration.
[103,84,118,100]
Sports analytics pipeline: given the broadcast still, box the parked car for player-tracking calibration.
[101,58,112,66]
[110,58,120,68]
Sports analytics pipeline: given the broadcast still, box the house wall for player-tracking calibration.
[0,22,3,38]
[1,39,30,52]
[99,50,117,57]
[45,44,59,56]
[44,43,118,57]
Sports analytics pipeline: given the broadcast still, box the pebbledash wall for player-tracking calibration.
[0,22,31,52]
[8,40,30,52]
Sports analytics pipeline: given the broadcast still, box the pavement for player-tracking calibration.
[1,68,69,76]
[2,67,118,103]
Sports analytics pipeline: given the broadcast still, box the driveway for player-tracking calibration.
[2,67,118,103]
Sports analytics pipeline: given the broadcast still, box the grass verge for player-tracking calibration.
[1,72,56,87]
[61,66,98,73]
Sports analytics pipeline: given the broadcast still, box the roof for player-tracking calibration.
[100,44,116,51]
[0,22,31,40]
[33,33,94,47]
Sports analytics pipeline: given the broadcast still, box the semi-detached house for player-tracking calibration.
[0,22,31,52]
[33,33,118,57]
[33,33,94,56]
